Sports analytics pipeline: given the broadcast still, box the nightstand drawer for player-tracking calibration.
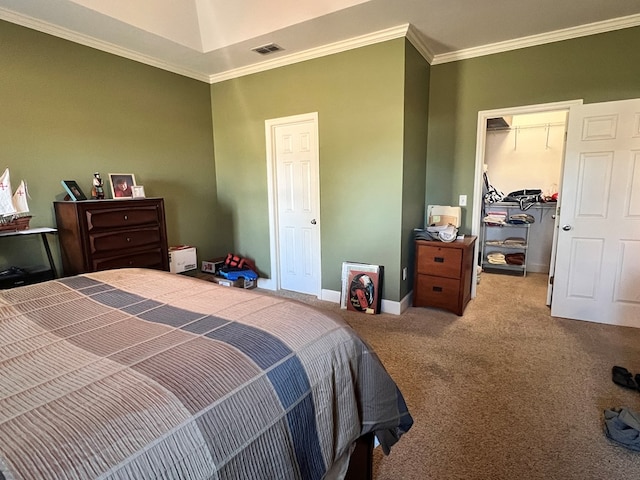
[85,206,160,231]
[414,274,460,312]
[89,227,161,254]
[416,245,462,279]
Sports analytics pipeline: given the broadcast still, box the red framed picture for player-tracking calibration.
[341,262,383,314]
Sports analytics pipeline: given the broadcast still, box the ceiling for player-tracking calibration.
[1,0,640,83]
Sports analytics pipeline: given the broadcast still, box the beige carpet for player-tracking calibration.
[259,272,640,480]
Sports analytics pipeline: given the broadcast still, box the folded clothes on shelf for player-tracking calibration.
[487,252,506,264]
[503,237,527,247]
[483,211,508,226]
[508,213,535,224]
[505,252,526,265]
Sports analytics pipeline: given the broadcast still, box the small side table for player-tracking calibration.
[413,236,477,315]
[0,227,58,279]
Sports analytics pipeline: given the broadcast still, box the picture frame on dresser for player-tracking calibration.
[108,173,136,199]
[61,180,87,201]
[132,185,146,198]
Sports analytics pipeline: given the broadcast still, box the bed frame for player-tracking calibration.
[345,433,374,480]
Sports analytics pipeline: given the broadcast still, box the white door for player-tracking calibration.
[267,114,321,295]
[547,117,569,306]
[551,99,640,327]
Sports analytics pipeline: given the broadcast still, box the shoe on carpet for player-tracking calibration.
[612,366,638,390]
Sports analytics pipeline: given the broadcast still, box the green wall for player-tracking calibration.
[427,26,640,230]
[401,42,430,300]
[4,16,639,306]
[0,20,220,272]
[211,39,408,300]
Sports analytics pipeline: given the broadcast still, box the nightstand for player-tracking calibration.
[413,236,477,316]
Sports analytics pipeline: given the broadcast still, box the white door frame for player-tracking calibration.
[471,100,583,298]
[264,112,321,294]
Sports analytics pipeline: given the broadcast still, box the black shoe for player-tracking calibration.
[612,366,638,390]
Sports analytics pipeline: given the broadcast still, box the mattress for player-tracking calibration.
[0,268,412,479]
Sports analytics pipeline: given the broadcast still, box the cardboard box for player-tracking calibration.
[201,257,225,275]
[169,246,197,273]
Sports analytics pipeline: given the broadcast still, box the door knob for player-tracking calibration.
[310,219,316,225]
[562,225,572,231]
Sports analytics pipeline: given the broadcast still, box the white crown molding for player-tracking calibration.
[209,24,410,83]
[432,13,640,65]
[0,7,210,82]
[3,5,639,81]
[405,24,435,64]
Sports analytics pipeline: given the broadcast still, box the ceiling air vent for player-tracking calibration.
[252,43,284,55]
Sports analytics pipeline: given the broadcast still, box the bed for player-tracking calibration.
[0,268,412,479]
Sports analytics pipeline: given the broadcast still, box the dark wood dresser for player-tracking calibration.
[413,236,477,316]
[54,198,169,276]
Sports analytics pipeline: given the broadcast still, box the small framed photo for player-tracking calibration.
[108,173,136,199]
[61,180,87,201]
[132,185,146,198]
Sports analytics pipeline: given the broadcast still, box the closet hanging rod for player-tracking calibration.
[489,121,566,132]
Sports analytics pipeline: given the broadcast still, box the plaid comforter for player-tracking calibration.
[0,269,412,479]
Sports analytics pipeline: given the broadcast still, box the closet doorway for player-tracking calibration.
[470,100,583,301]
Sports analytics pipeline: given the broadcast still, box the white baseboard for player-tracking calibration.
[258,282,410,316]
[322,289,409,316]
[321,289,341,303]
[257,277,277,290]
[527,264,550,274]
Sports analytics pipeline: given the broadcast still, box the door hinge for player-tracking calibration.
[549,276,554,285]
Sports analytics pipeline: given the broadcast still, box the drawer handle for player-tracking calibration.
[128,260,134,265]
[124,215,128,221]
[432,286,443,292]
[126,237,131,242]
[434,257,444,263]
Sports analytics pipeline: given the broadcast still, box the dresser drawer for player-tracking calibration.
[85,206,160,231]
[416,245,462,279]
[89,227,161,254]
[414,274,461,312]
[92,249,166,271]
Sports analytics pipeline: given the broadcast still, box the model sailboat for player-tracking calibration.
[0,167,31,231]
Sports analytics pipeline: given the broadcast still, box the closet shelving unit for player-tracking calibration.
[481,202,531,277]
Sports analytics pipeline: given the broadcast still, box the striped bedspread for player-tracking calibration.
[0,269,412,479]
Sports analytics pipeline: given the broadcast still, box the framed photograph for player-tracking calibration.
[108,173,136,199]
[61,180,87,201]
[340,262,384,314]
[132,185,146,198]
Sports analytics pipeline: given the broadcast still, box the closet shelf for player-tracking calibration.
[483,222,531,228]
[481,203,531,277]
[486,201,556,210]
[484,243,527,249]
[482,263,526,272]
